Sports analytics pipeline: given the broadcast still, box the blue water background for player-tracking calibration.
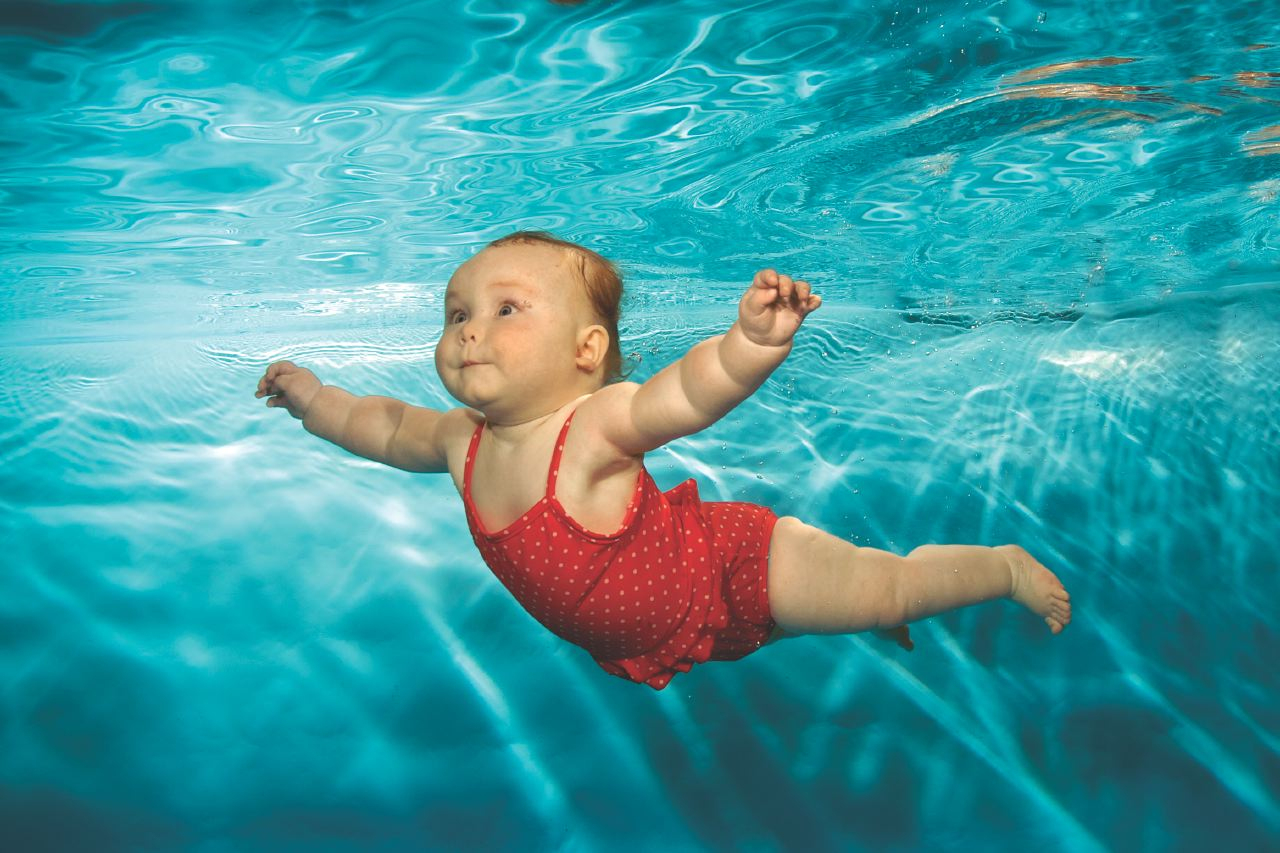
[2,0,1279,849]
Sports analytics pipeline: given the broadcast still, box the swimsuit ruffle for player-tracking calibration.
[591,478,732,690]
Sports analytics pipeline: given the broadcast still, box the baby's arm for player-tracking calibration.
[255,360,451,473]
[596,269,821,455]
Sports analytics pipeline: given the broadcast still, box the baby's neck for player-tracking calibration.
[484,407,563,443]
[481,391,592,445]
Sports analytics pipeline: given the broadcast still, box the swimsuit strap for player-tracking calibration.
[463,405,581,501]
[545,407,578,496]
[462,417,485,503]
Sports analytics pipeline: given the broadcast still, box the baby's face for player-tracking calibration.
[436,242,595,410]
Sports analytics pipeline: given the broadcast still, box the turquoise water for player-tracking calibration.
[2,0,1278,849]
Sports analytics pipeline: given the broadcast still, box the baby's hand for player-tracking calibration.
[738,269,821,347]
[255,361,322,420]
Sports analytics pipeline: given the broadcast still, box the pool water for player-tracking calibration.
[2,0,1278,849]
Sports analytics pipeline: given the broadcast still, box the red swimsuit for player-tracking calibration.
[462,407,778,689]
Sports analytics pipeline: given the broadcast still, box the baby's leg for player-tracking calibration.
[766,517,1071,636]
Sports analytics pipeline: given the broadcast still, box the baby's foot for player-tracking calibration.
[873,625,915,651]
[998,545,1072,634]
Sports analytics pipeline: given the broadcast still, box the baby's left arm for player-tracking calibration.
[595,269,821,456]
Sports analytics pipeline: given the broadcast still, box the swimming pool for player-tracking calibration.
[2,0,1277,848]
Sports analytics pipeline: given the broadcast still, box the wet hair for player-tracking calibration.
[486,230,630,385]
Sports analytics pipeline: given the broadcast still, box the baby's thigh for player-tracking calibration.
[766,516,907,634]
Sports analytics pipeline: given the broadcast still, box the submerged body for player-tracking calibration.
[462,402,777,689]
[256,231,1071,689]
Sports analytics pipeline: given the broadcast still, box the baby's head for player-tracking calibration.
[436,231,628,411]
[486,231,626,385]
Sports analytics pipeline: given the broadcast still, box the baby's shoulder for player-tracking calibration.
[570,382,645,464]
[574,381,640,422]
[572,380,639,429]
[427,406,481,461]
[438,405,484,445]
[434,407,485,490]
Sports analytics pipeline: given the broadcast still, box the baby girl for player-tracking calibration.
[255,231,1071,689]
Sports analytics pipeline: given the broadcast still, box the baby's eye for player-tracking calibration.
[497,304,516,317]
[449,310,466,324]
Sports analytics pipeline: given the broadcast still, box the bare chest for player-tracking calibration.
[453,425,642,537]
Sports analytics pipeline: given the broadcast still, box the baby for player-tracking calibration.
[255,231,1071,690]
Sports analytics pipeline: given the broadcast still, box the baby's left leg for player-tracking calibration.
[765,517,1071,636]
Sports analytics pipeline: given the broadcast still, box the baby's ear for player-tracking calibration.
[576,324,609,372]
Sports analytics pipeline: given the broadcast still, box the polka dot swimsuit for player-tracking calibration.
[462,407,779,690]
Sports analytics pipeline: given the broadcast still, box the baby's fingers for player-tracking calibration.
[751,269,812,302]
[753,268,780,289]
[256,361,297,396]
[267,360,296,381]
[778,277,815,308]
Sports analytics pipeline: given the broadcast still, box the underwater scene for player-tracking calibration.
[2,0,1278,849]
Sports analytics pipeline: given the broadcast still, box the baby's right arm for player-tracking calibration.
[255,360,451,473]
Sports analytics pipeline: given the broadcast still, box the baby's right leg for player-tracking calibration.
[765,517,1071,636]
